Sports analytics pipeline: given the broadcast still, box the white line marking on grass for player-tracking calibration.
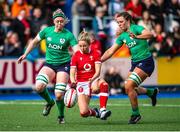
[0,101,180,108]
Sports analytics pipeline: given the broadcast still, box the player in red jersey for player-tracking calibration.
[70,30,111,120]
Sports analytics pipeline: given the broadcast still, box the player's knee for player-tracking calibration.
[55,92,64,100]
[99,82,109,93]
[35,83,46,92]
[35,74,49,92]
[80,110,89,117]
[124,82,134,94]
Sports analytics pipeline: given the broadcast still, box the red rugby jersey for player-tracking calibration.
[71,49,101,82]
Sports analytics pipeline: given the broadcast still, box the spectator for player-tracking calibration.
[108,0,125,16]
[71,0,92,30]
[89,31,102,55]
[88,0,97,15]
[92,6,107,53]
[150,0,166,26]
[137,10,153,31]
[71,0,91,16]
[149,23,166,58]
[4,31,22,56]
[11,0,30,18]
[11,9,31,49]
[104,67,124,95]
[97,0,109,16]
[30,7,47,37]
[125,0,143,21]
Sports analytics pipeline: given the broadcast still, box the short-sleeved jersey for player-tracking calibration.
[116,24,151,62]
[71,49,101,82]
[38,26,77,65]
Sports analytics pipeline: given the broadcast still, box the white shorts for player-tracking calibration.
[76,81,91,96]
[76,78,99,96]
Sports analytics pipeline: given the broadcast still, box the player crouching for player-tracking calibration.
[70,30,111,120]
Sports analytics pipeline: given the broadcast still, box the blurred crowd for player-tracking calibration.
[0,0,180,61]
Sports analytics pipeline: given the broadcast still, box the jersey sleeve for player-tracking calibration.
[38,27,47,40]
[134,24,145,35]
[70,53,78,68]
[115,35,124,47]
[69,32,78,47]
[94,51,101,64]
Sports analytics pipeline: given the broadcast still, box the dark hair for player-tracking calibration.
[115,12,134,24]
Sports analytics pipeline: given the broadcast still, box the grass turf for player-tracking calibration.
[0,98,180,131]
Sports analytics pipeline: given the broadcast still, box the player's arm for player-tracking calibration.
[70,66,77,85]
[101,43,120,62]
[17,35,40,64]
[90,63,101,83]
[136,29,153,39]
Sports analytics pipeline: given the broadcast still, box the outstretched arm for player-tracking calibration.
[129,29,153,39]
[101,43,120,62]
[17,35,40,64]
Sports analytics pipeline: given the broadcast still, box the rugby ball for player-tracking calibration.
[64,88,77,108]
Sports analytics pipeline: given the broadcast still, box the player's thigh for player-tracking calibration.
[56,71,69,83]
[78,94,90,113]
[38,66,56,81]
[133,67,148,82]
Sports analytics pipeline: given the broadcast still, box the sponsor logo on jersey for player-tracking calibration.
[47,37,52,41]
[127,40,137,48]
[48,43,62,50]
[83,63,91,71]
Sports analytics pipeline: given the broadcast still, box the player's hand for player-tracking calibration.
[129,32,136,39]
[17,54,26,64]
[70,82,77,89]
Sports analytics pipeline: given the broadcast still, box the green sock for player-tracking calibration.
[132,107,140,116]
[38,88,54,104]
[56,100,65,117]
[146,88,154,97]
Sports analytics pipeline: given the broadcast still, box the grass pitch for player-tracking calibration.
[0,98,180,131]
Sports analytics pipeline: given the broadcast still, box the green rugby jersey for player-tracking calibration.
[116,24,151,62]
[38,26,77,65]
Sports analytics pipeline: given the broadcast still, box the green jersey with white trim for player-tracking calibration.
[38,26,77,65]
[116,24,151,62]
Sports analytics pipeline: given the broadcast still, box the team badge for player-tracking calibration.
[60,38,65,44]
[78,87,83,93]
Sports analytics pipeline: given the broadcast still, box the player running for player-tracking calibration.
[101,12,158,124]
[17,8,79,124]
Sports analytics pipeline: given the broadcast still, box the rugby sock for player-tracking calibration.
[146,88,154,97]
[39,88,54,104]
[132,107,140,116]
[56,100,65,117]
[99,82,109,111]
[89,109,96,117]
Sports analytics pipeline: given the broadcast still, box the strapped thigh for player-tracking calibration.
[127,72,142,86]
[36,73,49,85]
[55,83,67,93]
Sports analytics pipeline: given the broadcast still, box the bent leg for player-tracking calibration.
[78,94,97,117]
